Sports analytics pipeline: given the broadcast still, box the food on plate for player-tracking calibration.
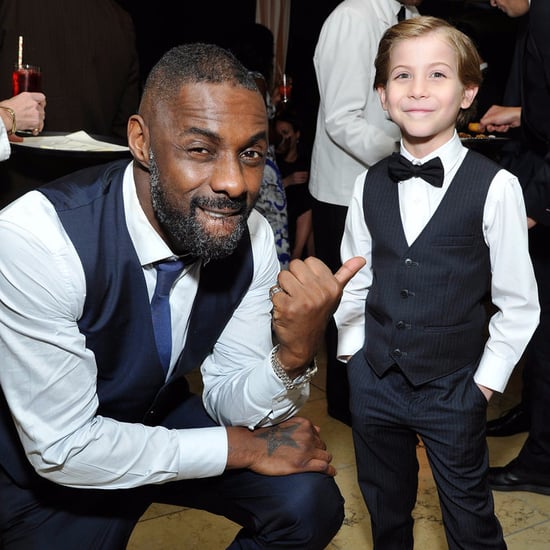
[460,122,495,140]
[467,122,483,133]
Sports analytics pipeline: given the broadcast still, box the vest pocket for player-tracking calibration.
[423,317,480,334]
[430,235,475,248]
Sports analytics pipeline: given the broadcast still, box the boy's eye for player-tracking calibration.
[395,72,410,80]
[431,71,446,78]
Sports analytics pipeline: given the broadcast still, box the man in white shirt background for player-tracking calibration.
[309,0,423,424]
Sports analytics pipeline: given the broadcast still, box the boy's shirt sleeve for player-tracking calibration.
[474,170,540,392]
[334,171,372,360]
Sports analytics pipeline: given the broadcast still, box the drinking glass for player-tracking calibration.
[278,74,293,103]
[12,64,42,95]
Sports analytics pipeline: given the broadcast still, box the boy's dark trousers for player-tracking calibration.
[347,352,506,550]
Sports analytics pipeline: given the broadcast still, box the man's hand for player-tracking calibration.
[226,416,336,476]
[479,105,521,133]
[270,256,366,372]
[1,92,46,136]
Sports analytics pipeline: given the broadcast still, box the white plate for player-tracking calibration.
[14,131,129,153]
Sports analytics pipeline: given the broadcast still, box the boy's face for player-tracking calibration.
[377,31,477,156]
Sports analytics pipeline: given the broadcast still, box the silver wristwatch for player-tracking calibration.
[270,345,318,390]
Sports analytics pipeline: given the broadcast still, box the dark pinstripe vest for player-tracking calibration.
[362,150,500,386]
[0,160,253,485]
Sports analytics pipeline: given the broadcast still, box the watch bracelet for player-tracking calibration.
[270,344,318,390]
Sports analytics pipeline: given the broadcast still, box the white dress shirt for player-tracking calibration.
[335,134,540,392]
[0,162,308,489]
[0,118,10,161]
[309,0,419,207]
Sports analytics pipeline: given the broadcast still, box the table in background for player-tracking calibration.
[0,132,131,209]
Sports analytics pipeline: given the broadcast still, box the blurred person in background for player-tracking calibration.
[479,0,550,496]
[0,0,139,141]
[0,91,45,160]
[275,107,315,261]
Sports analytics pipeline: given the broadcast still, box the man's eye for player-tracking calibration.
[431,71,446,78]
[395,72,410,80]
[241,150,265,164]
[188,146,209,154]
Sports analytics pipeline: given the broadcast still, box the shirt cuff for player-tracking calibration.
[336,324,365,362]
[175,426,228,479]
[473,349,515,394]
[0,119,10,162]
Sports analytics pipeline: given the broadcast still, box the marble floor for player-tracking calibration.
[128,356,550,549]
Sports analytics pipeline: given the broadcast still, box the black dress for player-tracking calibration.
[276,154,313,256]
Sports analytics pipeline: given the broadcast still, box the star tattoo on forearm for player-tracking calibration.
[256,423,300,455]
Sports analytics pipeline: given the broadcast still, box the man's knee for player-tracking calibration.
[273,473,345,548]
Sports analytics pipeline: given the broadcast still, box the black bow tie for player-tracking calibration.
[387,153,445,188]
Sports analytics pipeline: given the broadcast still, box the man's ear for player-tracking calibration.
[127,114,149,168]
[461,85,479,110]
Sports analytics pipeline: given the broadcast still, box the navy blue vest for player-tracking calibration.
[362,151,500,385]
[0,159,254,485]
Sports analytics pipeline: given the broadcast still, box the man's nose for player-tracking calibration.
[210,155,248,197]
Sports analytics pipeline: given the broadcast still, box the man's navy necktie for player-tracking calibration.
[151,259,185,374]
[387,153,445,188]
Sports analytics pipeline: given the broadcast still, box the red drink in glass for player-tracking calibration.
[278,74,293,103]
[12,64,42,95]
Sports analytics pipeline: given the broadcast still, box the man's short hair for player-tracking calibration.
[141,43,259,111]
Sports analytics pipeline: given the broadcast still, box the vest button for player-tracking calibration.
[400,289,409,298]
[392,348,402,357]
[396,321,406,329]
[404,258,413,266]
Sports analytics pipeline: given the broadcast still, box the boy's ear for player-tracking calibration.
[461,86,479,110]
[376,85,388,110]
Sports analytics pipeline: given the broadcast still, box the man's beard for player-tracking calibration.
[149,152,252,261]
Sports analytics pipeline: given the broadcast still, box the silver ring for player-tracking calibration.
[269,285,283,300]
[32,128,39,136]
